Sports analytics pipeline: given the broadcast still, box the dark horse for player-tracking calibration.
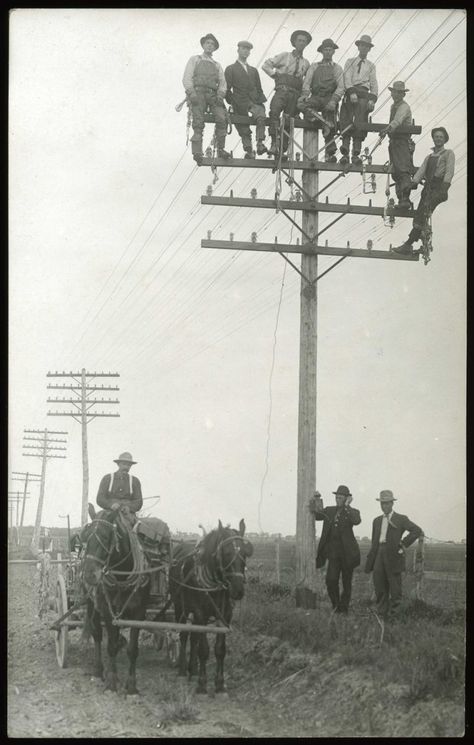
[80,507,151,694]
[169,519,253,694]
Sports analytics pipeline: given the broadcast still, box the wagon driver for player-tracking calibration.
[96,451,143,525]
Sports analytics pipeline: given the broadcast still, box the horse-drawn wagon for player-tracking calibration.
[48,508,253,694]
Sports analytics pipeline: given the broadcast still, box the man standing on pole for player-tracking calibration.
[225,41,267,158]
[308,485,361,614]
[297,38,344,162]
[380,81,415,208]
[262,30,312,157]
[183,33,230,165]
[339,35,378,165]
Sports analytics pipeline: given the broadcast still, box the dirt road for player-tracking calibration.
[8,563,464,738]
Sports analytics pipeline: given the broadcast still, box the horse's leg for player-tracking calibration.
[214,632,226,693]
[89,603,103,679]
[177,630,189,677]
[104,621,121,692]
[125,626,140,695]
[196,631,209,695]
[188,631,199,678]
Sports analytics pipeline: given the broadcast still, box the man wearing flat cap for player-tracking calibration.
[182,34,230,164]
[392,126,456,255]
[308,485,361,614]
[380,81,415,209]
[298,39,344,162]
[96,452,143,519]
[262,30,312,157]
[365,490,422,618]
[339,35,378,166]
[225,41,267,158]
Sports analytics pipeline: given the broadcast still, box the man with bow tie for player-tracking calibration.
[225,41,267,158]
[365,490,422,618]
[308,485,361,614]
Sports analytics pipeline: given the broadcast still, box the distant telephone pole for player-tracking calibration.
[47,369,120,526]
[10,471,42,545]
[23,429,68,553]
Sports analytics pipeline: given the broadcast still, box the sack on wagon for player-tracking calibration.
[135,517,171,563]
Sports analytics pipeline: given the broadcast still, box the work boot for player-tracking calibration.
[217,148,231,159]
[352,154,362,166]
[398,198,413,210]
[256,140,267,156]
[325,152,337,163]
[267,140,278,156]
[339,155,349,165]
[243,146,253,159]
[391,241,414,255]
[193,153,203,165]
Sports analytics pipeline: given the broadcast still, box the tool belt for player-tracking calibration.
[275,73,303,92]
[195,84,219,92]
[344,86,370,100]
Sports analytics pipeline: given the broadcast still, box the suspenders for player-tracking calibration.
[109,472,133,495]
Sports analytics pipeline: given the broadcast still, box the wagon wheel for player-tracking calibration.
[37,554,51,618]
[54,574,69,668]
[165,630,180,666]
[57,552,63,577]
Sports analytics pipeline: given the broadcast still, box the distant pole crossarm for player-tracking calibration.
[47,368,120,526]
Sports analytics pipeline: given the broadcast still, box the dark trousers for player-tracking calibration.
[409,178,449,242]
[372,544,402,617]
[233,101,266,148]
[388,137,414,200]
[190,88,227,152]
[269,87,300,151]
[339,93,370,154]
[299,93,337,155]
[325,553,354,611]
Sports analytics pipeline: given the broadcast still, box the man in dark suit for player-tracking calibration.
[225,41,267,158]
[308,485,361,613]
[365,490,422,618]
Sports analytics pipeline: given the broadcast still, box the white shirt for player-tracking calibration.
[379,511,393,543]
[238,60,249,73]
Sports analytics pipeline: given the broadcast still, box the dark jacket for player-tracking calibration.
[365,511,422,574]
[96,471,143,513]
[315,505,361,569]
[224,60,267,110]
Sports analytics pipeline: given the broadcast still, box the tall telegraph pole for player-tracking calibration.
[199,111,421,607]
[23,429,68,553]
[11,471,42,545]
[46,369,120,526]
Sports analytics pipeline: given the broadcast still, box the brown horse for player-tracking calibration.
[169,519,253,694]
[80,508,151,694]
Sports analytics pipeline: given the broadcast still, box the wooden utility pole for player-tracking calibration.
[46,369,120,526]
[199,112,421,608]
[11,471,42,545]
[22,429,67,553]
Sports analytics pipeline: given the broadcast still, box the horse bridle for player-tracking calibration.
[214,534,249,585]
[82,516,131,575]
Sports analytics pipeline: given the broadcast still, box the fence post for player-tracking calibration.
[275,536,281,585]
[413,534,425,600]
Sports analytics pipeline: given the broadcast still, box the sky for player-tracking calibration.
[9,8,466,542]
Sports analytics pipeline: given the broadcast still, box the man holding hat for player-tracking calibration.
[365,490,422,618]
[262,30,312,156]
[339,35,378,165]
[392,126,455,255]
[225,41,267,158]
[298,38,344,162]
[308,485,361,614]
[182,34,230,165]
[380,81,415,208]
[96,452,143,518]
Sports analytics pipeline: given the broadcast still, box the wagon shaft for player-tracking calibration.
[111,619,230,634]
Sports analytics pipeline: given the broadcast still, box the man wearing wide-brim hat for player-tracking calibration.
[225,41,267,158]
[339,35,378,165]
[365,490,422,618]
[96,451,143,517]
[392,126,456,255]
[297,39,344,163]
[308,485,361,614]
[262,30,312,156]
[379,81,416,209]
[182,34,230,164]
